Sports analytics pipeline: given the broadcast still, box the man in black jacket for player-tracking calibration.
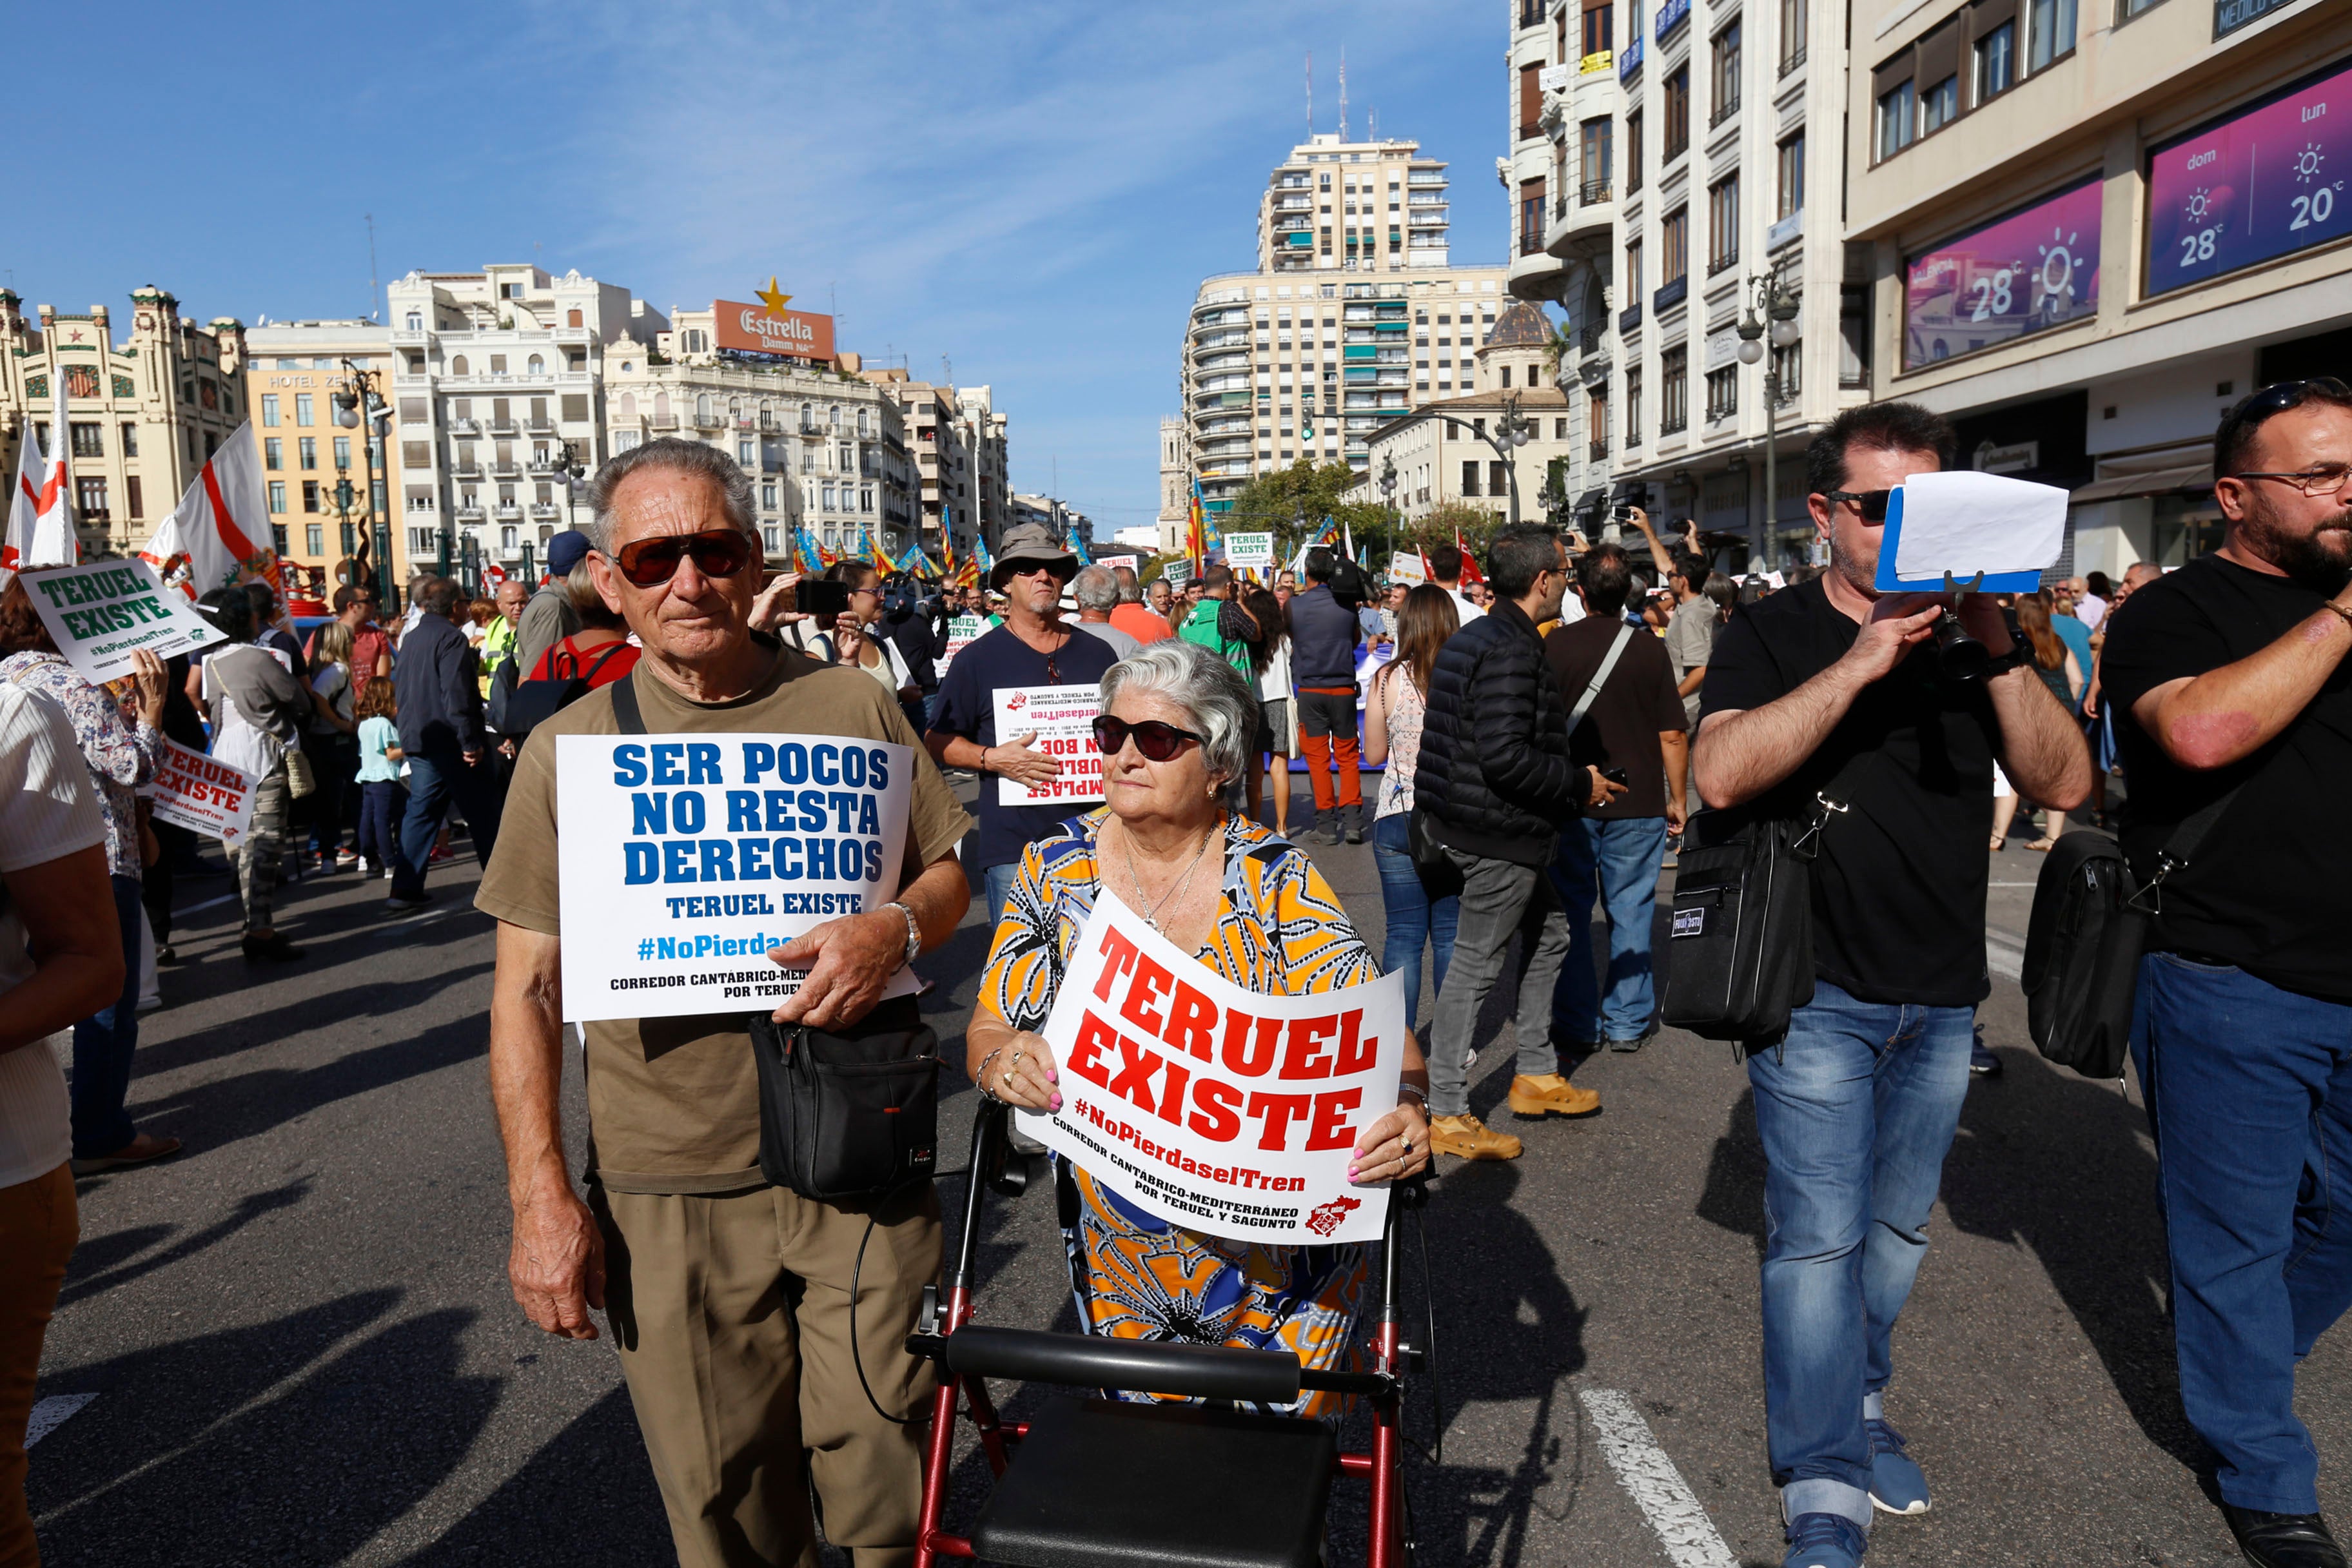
[390,578,502,907]
[1416,524,1618,1160]
[1288,548,1366,843]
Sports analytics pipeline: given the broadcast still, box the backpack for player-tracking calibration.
[2021,789,2238,1081]
[489,639,633,744]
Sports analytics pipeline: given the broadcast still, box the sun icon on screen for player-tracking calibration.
[2295,143,2326,185]
[2037,228,2080,302]
[2185,187,2212,222]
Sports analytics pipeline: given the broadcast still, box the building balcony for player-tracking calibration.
[1544,184,1616,260]
[1707,249,1740,278]
[1590,439,1611,463]
[456,502,485,520]
[1653,276,1689,315]
[495,503,525,522]
[490,461,522,480]
[649,414,680,431]
[487,418,518,436]
[447,418,480,436]
[449,460,482,480]
[525,417,555,435]
[390,329,429,347]
[552,326,593,345]
[1709,96,1740,130]
[1407,172,1446,186]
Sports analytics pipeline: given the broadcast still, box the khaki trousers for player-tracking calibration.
[597,1181,941,1568]
[1,1162,77,1568]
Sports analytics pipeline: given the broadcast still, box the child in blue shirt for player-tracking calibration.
[354,678,404,879]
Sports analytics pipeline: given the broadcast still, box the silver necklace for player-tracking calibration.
[1122,819,1220,932]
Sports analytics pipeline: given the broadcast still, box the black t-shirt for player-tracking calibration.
[1700,578,2001,1007]
[2097,554,2352,1003]
[1544,620,1687,819]
[929,621,1118,871]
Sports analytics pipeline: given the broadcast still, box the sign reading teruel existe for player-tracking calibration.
[19,558,223,683]
[1017,892,1406,1246]
[713,299,838,362]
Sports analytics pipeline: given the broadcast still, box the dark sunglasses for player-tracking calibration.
[611,529,755,588]
[2225,377,2352,431]
[1092,715,1203,763]
[1822,489,1894,522]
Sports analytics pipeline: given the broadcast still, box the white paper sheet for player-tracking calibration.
[1889,471,2068,584]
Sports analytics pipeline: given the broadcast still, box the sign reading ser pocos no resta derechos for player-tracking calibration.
[20,558,222,683]
[555,732,916,1022]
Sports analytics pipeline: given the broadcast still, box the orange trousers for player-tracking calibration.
[1,1162,77,1568]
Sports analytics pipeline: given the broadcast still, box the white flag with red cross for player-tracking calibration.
[139,424,283,604]
[3,377,77,588]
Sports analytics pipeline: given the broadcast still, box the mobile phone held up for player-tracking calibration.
[1611,504,1634,522]
[797,579,852,618]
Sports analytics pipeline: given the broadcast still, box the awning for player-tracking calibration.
[2071,463,2213,502]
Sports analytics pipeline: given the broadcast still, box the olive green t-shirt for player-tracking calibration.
[477,649,972,1193]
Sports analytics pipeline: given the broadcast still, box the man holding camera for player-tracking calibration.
[2101,378,2352,1568]
[1693,403,2088,1568]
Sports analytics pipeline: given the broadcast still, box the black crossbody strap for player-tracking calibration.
[2131,781,2246,912]
[609,669,645,735]
[1568,623,1635,732]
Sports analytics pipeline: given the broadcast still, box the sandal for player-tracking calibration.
[1988,835,2006,852]
[2026,838,2058,852]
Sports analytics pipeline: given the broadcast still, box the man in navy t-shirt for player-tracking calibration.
[925,522,1115,925]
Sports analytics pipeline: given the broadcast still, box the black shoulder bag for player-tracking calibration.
[609,673,941,1199]
[493,639,632,744]
[2022,787,2240,1081]
[1660,795,1839,1044]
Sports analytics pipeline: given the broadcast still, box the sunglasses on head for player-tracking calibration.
[611,528,755,588]
[1823,489,1895,522]
[1091,715,1203,763]
[2222,378,2352,494]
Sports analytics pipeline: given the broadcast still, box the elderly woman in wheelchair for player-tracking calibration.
[965,640,1433,1419]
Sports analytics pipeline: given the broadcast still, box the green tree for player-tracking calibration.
[1219,459,1392,565]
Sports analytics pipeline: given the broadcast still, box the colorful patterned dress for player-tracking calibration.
[980,808,1378,1417]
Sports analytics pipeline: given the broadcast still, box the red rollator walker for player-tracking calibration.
[906,1102,1434,1568]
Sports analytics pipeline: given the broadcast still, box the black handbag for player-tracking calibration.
[605,671,940,1200]
[2023,788,2239,1081]
[748,994,941,1199]
[1660,803,1831,1044]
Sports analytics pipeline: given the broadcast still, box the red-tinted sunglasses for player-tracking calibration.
[1092,716,1202,762]
[611,528,755,588]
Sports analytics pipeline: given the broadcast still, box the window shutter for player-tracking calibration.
[403,442,429,468]
[399,397,427,423]
[1873,49,1915,98]
[1915,19,1961,89]
[1521,63,1543,129]
[1971,0,2018,31]
[562,393,589,422]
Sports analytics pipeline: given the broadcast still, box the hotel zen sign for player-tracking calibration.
[712,299,837,362]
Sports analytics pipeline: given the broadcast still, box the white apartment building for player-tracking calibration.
[1506,0,1868,568]
[607,308,914,564]
[1346,303,1579,523]
[0,287,248,559]
[1181,263,1510,519]
[1009,493,1095,555]
[1845,0,2350,578]
[1259,133,1456,275]
[861,377,1009,563]
[386,264,664,579]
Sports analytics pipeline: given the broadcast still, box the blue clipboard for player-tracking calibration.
[1872,487,2046,594]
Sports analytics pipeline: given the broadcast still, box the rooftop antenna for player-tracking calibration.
[1306,50,1313,139]
[1338,46,1348,142]
[366,213,380,321]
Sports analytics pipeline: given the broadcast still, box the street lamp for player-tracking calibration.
[1378,453,1399,559]
[1736,266,1803,569]
[329,356,395,610]
[1420,389,1534,525]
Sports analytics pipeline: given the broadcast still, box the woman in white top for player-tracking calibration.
[1361,584,1462,1044]
[194,588,315,961]
[0,681,124,1568]
[824,560,916,705]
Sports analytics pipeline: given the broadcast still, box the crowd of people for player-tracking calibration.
[4,375,2347,1568]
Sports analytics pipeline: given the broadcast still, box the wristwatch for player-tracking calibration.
[883,901,923,966]
[1982,639,2034,678]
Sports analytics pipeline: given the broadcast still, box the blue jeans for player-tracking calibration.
[1548,814,1670,1045]
[72,874,144,1159]
[981,862,1019,943]
[1749,979,1974,1527]
[1371,812,1457,1040]
[2132,953,2352,1514]
[358,780,406,874]
[393,750,502,897]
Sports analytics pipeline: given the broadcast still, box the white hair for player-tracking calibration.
[1098,639,1259,807]
[585,437,756,552]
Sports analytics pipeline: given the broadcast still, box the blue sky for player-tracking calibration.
[12,2,1507,534]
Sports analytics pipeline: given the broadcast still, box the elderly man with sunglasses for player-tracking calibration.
[2098,378,2352,1568]
[924,519,1118,925]
[476,439,974,1568]
[1692,402,2090,1568]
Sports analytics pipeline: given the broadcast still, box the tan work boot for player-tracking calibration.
[1427,1113,1523,1161]
[1507,1073,1602,1119]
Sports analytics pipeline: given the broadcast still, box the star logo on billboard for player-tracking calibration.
[756,277,793,316]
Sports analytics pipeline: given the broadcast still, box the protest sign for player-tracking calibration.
[1877,471,2065,594]
[1098,554,1139,574]
[1017,891,1406,1245]
[937,613,986,677]
[1388,550,1427,586]
[19,558,222,683]
[148,741,257,847]
[554,732,916,1022]
[990,684,1104,806]
[1161,560,1194,589]
[1224,532,1275,570]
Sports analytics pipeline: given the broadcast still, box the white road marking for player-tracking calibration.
[172,892,239,917]
[1578,1387,1738,1568]
[26,1394,96,1448]
[1986,926,2025,981]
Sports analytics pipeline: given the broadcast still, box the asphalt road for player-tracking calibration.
[26,807,2349,1567]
